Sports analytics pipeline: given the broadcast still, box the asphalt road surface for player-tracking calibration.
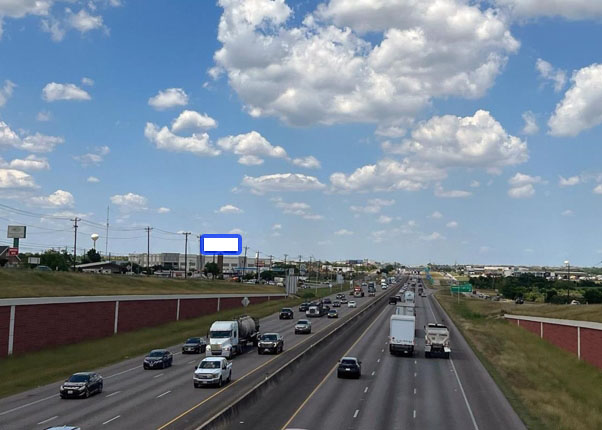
[0,283,389,430]
[226,279,527,430]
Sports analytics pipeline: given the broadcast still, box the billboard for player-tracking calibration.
[7,225,26,239]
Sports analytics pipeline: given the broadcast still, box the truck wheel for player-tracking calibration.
[258,349,262,355]
[444,352,450,359]
[425,351,431,358]
[217,377,222,388]
[227,372,231,383]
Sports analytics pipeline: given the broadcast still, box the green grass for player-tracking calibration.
[0,296,307,399]
[0,269,283,298]
[437,290,602,430]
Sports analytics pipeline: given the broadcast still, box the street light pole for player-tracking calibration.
[564,260,571,301]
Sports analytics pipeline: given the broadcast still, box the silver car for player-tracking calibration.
[295,319,312,334]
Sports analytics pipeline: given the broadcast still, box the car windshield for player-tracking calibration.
[210,330,231,338]
[281,308,291,312]
[148,351,164,357]
[199,361,221,369]
[262,334,278,341]
[68,374,90,382]
[186,338,200,344]
[297,321,308,325]
[341,359,357,366]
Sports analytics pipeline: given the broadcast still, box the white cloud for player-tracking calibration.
[241,173,325,194]
[561,209,574,217]
[81,77,94,86]
[32,189,74,208]
[0,1,52,18]
[42,82,91,102]
[446,221,459,228]
[509,172,543,186]
[292,155,321,169]
[171,110,217,132]
[148,88,188,110]
[272,223,282,230]
[0,168,37,189]
[420,232,445,241]
[8,155,49,171]
[508,184,535,198]
[36,110,51,121]
[549,64,602,137]
[157,207,171,214]
[144,123,220,157]
[559,176,580,187]
[110,192,148,211]
[216,204,243,214]
[470,180,480,188]
[522,111,539,135]
[350,198,395,214]
[67,8,104,33]
[87,176,100,183]
[434,185,472,198]
[377,215,392,224]
[20,133,64,152]
[494,0,602,20]
[334,229,353,236]
[218,131,287,165]
[213,0,518,127]
[535,59,566,92]
[272,197,322,220]
[41,16,65,42]
[74,145,110,166]
[227,228,243,235]
[594,184,602,195]
[0,80,15,107]
[429,211,443,219]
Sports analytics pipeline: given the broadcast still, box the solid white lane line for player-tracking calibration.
[102,415,121,425]
[364,387,369,393]
[353,409,360,418]
[156,391,171,398]
[153,373,164,378]
[37,415,58,425]
[105,366,138,379]
[450,358,480,430]
[0,394,57,416]
[105,391,121,398]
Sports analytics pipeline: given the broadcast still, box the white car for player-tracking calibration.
[193,357,232,388]
[348,300,357,308]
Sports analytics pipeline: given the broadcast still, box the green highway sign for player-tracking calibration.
[450,284,472,293]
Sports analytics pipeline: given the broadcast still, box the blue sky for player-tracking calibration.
[1,0,602,267]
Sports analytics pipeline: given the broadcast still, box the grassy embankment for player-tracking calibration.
[435,287,602,430]
[0,286,337,399]
[0,269,283,298]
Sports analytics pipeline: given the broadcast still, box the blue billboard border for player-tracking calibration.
[200,234,242,255]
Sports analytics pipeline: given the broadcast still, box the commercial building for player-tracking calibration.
[127,253,272,274]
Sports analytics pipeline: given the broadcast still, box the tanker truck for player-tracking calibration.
[206,315,260,359]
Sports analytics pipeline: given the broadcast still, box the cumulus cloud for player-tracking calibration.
[212,0,518,127]
[522,111,539,135]
[241,173,325,194]
[350,198,395,214]
[42,82,91,102]
[110,192,148,211]
[31,189,74,207]
[429,211,443,219]
[0,168,37,189]
[509,172,544,186]
[536,59,566,92]
[508,184,535,198]
[0,80,15,107]
[334,229,353,236]
[434,185,472,198]
[446,221,459,228]
[420,232,445,241]
[148,88,188,110]
[144,123,220,156]
[470,180,480,188]
[218,131,287,165]
[561,209,574,216]
[171,110,217,132]
[272,197,322,220]
[0,121,64,152]
[7,155,49,171]
[81,77,94,86]
[228,228,244,235]
[216,204,243,214]
[508,173,543,198]
[157,207,171,214]
[67,8,104,33]
[36,111,51,122]
[87,176,100,183]
[548,64,602,137]
[494,0,602,20]
[74,145,110,166]
[559,176,580,187]
[594,184,602,195]
[292,155,321,169]
[377,215,392,224]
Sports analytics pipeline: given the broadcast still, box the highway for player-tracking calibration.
[0,284,389,430]
[218,279,527,430]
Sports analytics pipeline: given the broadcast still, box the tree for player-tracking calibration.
[82,249,101,264]
[583,288,602,304]
[260,270,275,281]
[40,250,72,271]
[204,262,219,279]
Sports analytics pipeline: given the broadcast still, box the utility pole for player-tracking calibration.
[71,218,80,271]
[105,205,110,259]
[284,254,288,266]
[298,255,302,275]
[256,251,261,282]
[269,255,273,270]
[183,232,191,279]
[145,226,153,275]
[243,246,249,278]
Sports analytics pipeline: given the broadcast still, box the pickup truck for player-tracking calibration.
[193,357,232,388]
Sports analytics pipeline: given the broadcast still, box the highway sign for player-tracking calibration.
[7,226,26,239]
[450,284,472,293]
[8,248,19,256]
[241,297,250,307]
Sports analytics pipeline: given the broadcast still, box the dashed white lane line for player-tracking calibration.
[153,373,164,378]
[156,391,171,399]
[0,394,57,416]
[188,360,196,364]
[105,391,121,398]
[364,387,369,393]
[381,349,384,353]
[377,358,381,363]
[353,409,360,418]
[414,372,417,378]
[371,371,376,376]
[102,415,121,425]
[37,415,58,425]
[413,410,416,419]
[414,388,417,395]
[105,366,138,380]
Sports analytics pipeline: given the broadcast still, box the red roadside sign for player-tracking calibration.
[8,248,19,256]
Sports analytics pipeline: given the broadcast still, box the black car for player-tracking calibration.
[389,296,399,304]
[60,372,103,399]
[143,349,173,369]
[337,357,361,379]
[336,293,345,299]
[257,333,284,354]
[299,302,310,312]
[279,308,294,319]
[332,300,341,307]
[182,337,207,354]
[323,298,332,305]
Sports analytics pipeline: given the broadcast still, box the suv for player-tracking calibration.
[323,298,332,305]
[257,333,284,354]
[337,357,361,379]
[60,372,103,399]
[193,357,232,388]
[143,349,173,369]
[279,308,294,319]
[182,337,207,354]
[298,302,310,312]
[295,319,312,334]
